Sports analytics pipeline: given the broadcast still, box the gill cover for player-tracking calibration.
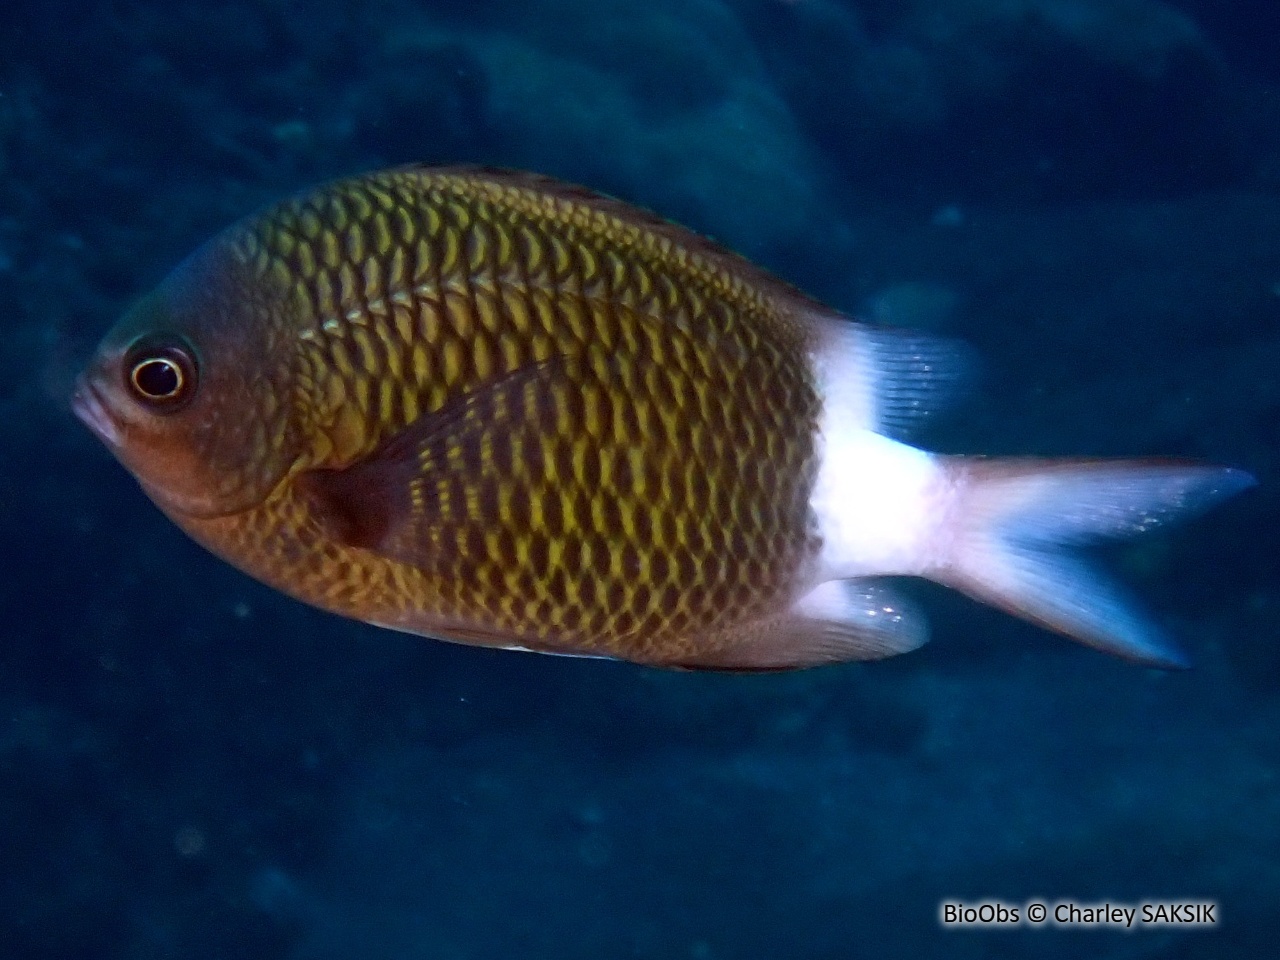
[80,237,304,519]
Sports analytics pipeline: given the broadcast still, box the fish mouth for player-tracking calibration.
[71,375,123,448]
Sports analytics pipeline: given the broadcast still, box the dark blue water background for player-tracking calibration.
[2,1,1277,956]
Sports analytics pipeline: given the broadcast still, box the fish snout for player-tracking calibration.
[71,372,122,448]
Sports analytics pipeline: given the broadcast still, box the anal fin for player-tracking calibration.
[676,580,929,671]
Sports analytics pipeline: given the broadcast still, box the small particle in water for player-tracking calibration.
[931,204,964,227]
[174,826,206,858]
[272,119,313,149]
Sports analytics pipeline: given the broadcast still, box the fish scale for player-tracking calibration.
[194,168,826,661]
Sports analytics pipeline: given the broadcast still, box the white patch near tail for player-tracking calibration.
[807,318,967,581]
[809,427,949,579]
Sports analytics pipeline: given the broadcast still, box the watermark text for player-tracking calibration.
[939,900,1217,929]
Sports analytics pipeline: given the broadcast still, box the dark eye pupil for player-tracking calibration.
[133,358,181,398]
[123,337,197,412]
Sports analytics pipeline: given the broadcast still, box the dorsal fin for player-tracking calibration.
[808,316,974,441]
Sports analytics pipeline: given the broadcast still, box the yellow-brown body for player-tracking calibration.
[74,166,1254,671]
[172,168,828,665]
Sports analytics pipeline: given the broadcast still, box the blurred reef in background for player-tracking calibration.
[1,0,1278,957]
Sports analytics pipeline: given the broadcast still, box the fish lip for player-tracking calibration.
[71,375,123,448]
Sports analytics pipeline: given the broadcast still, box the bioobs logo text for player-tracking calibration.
[940,902,1025,926]
[939,900,1218,929]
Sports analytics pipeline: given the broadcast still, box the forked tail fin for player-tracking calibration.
[935,460,1255,667]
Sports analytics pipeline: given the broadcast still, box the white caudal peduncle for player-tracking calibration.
[806,320,961,581]
[809,418,955,580]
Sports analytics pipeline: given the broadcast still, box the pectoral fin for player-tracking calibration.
[295,356,570,564]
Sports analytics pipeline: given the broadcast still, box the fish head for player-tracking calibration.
[73,240,303,520]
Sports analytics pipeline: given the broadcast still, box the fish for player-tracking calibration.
[72,166,1253,670]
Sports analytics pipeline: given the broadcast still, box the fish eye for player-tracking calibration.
[124,337,198,411]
